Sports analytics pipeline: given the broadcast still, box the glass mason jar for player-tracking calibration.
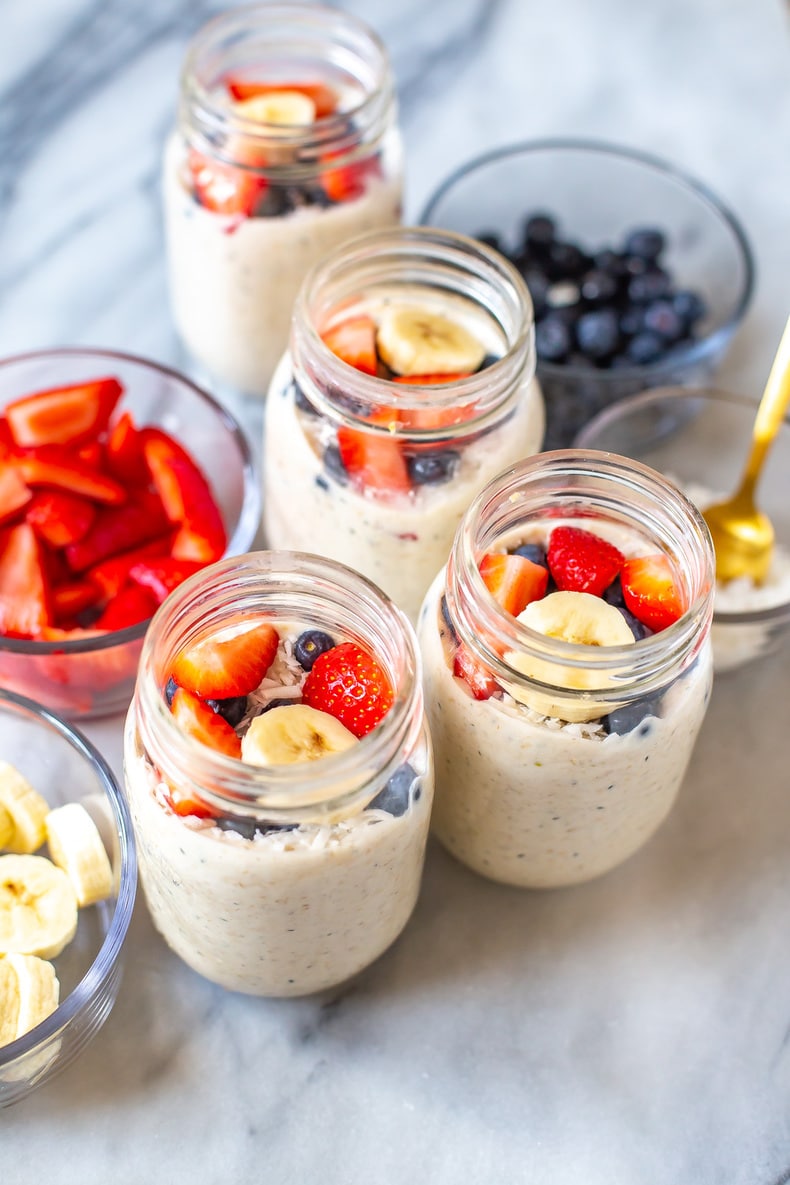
[163,3,403,397]
[263,227,545,622]
[417,451,714,888]
[123,551,433,997]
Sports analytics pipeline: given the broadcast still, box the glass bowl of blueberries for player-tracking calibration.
[420,139,755,449]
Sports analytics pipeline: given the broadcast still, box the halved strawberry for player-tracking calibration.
[5,377,123,449]
[105,411,149,484]
[452,644,499,701]
[65,492,171,572]
[479,552,549,617]
[321,315,378,375]
[188,148,267,218]
[302,641,393,738]
[170,688,242,759]
[92,583,158,631]
[226,78,337,117]
[14,449,127,506]
[26,489,96,548]
[620,554,685,633]
[547,526,624,597]
[336,410,411,497]
[142,428,227,564]
[0,466,31,526]
[0,523,51,637]
[128,557,205,604]
[86,536,174,600]
[170,621,280,700]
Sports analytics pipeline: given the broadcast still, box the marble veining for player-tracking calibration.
[2,0,790,1181]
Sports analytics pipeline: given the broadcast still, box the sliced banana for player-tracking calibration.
[0,854,78,960]
[45,803,114,908]
[233,91,316,128]
[0,806,13,850]
[0,762,49,854]
[241,704,358,767]
[376,306,486,376]
[503,591,635,723]
[0,953,60,1047]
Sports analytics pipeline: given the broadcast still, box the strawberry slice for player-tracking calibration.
[86,536,173,600]
[26,489,96,548]
[336,410,411,496]
[321,154,381,203]
[65,492,171,572]
[393,374,477,432]
[188,148,267,218]
[547,526,624,598]
[0,523,51,637]
[302,641,393,738]
[170,621,280,700]
[15,449,126,506]
[128,557,205,604]
[0,418,16,460]
[321,315,378,375]
[452,643,499,701]
[479,552,549,617]
[226,78,337,117]
[5,377,123,449]
[0,466,31,526]
[51,579,104,623]
[105,411,149,485]
[142,428,227,564]
[620,554,686,633]
[92,583,158,631]
[170,688,242,760]
[167,793,222,820]
[75,441,104,468]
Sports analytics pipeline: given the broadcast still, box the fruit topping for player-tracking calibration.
[620,553,685,632]
[171,622,280,701]
[0,855,78,960]
[128,557,205,605]
[547,526,624,597]
[5,377,122,449]
[142,428,227,564]
[321,315,378,376]
[169,688,243,760]
[518,590,634,647]
[15,450,126,506]
[225,78,338,118]
[233,90,316,127]
[44,803,113,908]
[0,763,49,854]
[367,762,418,816]
[0,467,32,527]
[0,523,51,638]
[302,641,394,738]
[336,416,411,496]
[188,148,268,218]
[92,584,159,632]
[294,629,336,672]
[26,490,96,549]
[479,552,549,617]
[0,952,60,1048]
[376,307,486,376]
[406,450,460,485]
[241,703,358,766]
[205,695,248,728]
[452,644,499,701]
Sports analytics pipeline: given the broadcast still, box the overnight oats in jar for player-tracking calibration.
[163,3,403,396]
[417,451,714,888]
[123,551,432,996]
[263,227,545,622]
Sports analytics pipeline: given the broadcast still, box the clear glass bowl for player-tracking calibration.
[0,348,260,718]
[0,689,136,1106]
[575,386,790,673]
[420,139,755,449]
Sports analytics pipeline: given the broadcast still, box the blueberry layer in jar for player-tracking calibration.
[123,552,432,997]
[263,228,545,622]
[416,451,714,889]
[163,3,403,397]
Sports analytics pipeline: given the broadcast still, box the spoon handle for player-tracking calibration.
[743,314,790,488]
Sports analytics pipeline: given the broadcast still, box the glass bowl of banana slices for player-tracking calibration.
[0,688,136,1105]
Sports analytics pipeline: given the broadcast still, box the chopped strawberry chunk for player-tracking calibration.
[0,523,51,637]
[479,552,549,617]
[302,641,394,738]
[142,428,227,564]
[170,688,242,759]
[0,466,32,525]
[85,537,173,600]
[15,449,126,506]
[393,375,477,432]
[167,793,222,820]
[5,377,123,448]
[0,418,16,460]
[105,410,148,484]
[51,579,104,623]
[26,489,96,548]
[226,78,337,117]
[452,644,499,700]
[92,583,158,631]
[64,492,171,572]
[547,526,624,598]
[336,410,411,497]
[620,554,686,633]
[75,441,104,468]
[321,315,378,375]
[170,621,280,700]
[321,155,382,203]
[188,148,267,217]
[128,557,205,604]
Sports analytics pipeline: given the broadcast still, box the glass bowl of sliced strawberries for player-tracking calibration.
[0,349,260,718]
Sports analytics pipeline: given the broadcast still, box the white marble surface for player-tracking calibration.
[2,0,790,1180]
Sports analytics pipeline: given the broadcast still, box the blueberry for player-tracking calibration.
[294,630,335,672]
[217,816,257,841]
[256,820,299,836]
[603,577,625,607]
[478,353,501,370]
[511,543,548,568]
[165,677,178,707]
[535,315,571,363]
[260,697,295,713]
[523,213,556,253]
[619,305,647,338]
[283,183,332,210]
[293,380,319,415]
[626,331,665,365]
[206,695,248,727]
[575,309,620,360]
[323,443,348,484]
[367,762,418,817]
[406,450,459,485]
[255,187,292,218]
[643,299,685,343]
[580,269,619,306]
[603,696,662,736]
[593,249,628,282]
[672,289,707,327]
[628,269,671,304]
[440,595,459,643]
[521,269,550,318]
[617,606,653,641]
[623,227,666,262]
[547,240,589,280]
[546,281,581,311]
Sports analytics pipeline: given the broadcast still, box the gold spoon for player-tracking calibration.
[702,315,790,584]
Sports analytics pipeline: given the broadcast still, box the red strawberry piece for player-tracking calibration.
[0,466,32,525]
[170,688,242,760]
[92,582,158,631]
[26,489,96,548]
[51,579,104,623]
[65,491,171,572]
[14,448,126,505]
[321,315,378,375]
[547,526,624,597]
[86,536,173,600]
[105,411,149,484]
[128,557,205,604]
[226,78,337,117]
[170,621,280,700]
[6,377,122,449]
[0,523,51,637]
[167,793,222,820]
[479,552,549,617]
[0,418,16,460]
[75,441,104,468]
[620,553,685,633]
[321,154,382,203]
[393,375,477,433]
[142,428,227,564]
[336,410,411,496]
[302,641,394,738]
[452,643,499,701]
[188,148,268,218]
